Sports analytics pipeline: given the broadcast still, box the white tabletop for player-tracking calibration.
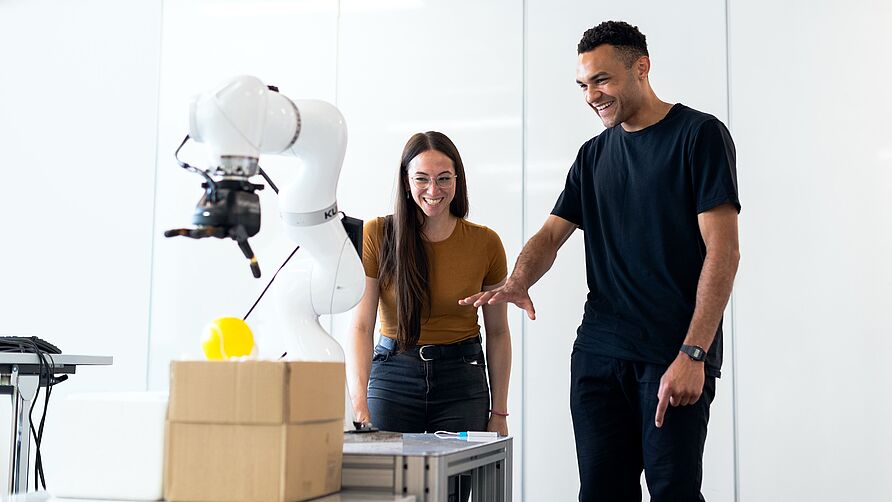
[311,493,416,501]
[0,354,112,366]
[344,432,511,457]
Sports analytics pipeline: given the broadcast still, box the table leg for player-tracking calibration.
[7,367,39,494]
[503,440,512,501]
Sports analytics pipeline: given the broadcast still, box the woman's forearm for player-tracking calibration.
[346,327,374,409]
[485,329,512,412]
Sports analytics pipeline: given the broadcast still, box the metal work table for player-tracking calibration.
[311,493,416,501]
[0,354,112,495]
[342,432,512,502]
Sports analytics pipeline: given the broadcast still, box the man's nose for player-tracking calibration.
[586,88,600,104]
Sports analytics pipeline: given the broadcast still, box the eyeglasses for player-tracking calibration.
[410,174,459,189]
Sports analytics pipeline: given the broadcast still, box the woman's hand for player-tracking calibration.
[352,397,373,425]
[487,414,508,436]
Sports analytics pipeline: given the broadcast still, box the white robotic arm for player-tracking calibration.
[171,75,365,361]
[188,75,301,164]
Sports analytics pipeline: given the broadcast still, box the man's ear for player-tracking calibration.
[635,55,651,80]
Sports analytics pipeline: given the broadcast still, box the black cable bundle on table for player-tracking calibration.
[0,336,64,490]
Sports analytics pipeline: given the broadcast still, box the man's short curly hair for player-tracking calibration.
[578,21,648,68]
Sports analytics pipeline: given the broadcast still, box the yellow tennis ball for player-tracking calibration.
[201,326,224,360]
[201,317,254,360]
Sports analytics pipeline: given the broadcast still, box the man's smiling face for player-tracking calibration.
[576,44,647,129]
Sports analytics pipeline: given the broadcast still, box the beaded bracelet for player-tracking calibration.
[489,409,509,417]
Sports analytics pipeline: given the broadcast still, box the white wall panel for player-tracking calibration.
[0,1,162,390]
[0,0,162,488]
[524,2,734,500]
[335,0,523,251]
[334,0,524,496]
[729,1,892,500]
[147,0,340,388]
[0,0,161,388]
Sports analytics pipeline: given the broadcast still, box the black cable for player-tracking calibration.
[36,353,55,488]
[243,245,300,321]
[33,343,49,490]
[28,387,42,490]
[0,337,54,491]
[174,135,219,202]
[18,339,40,490]
[258,166,279,194]
[16,338,49,491]
[238,166,296,320]
[29,417,41,490]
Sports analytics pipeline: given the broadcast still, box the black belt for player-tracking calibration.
[377,335,482,361]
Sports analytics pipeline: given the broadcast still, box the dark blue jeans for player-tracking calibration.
[367,336,490,433]
[570,349,716,502]
[368,336,490,502]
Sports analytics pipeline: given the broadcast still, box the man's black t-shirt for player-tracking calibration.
[552,103,739,377]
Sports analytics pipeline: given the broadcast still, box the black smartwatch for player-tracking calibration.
[680,344,706,362]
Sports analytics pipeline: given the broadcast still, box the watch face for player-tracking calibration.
[683,345,706,361]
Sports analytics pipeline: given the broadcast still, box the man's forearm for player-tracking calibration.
[683,245,740,350]
[510,230,564,290]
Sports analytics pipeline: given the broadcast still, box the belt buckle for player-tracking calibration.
[419,345,435,361]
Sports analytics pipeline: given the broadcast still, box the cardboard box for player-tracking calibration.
[164,360,345,502]
[165,421,342,502]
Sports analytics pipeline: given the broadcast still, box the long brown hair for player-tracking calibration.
[379,131,470,350]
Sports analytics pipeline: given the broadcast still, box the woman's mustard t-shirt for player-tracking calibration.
[362,217,507,345]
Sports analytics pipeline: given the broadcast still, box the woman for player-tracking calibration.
[347,131,511,437]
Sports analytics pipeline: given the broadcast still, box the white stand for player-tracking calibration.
[0,354,112,495]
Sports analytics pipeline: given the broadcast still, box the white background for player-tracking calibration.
[1,0,890,500]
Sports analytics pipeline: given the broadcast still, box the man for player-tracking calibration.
[460,20,740,501]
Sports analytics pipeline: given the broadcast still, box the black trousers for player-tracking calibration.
[570,349,716,502]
